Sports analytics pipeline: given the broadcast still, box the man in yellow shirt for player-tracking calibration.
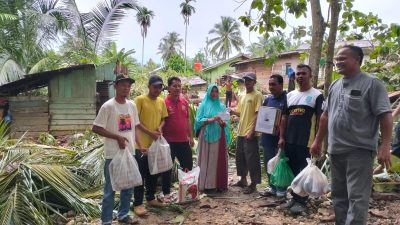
[230,72,263,194]
[133,75,168,216]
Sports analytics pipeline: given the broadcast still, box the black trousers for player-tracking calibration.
[133,149,159,206]
[225,91,233,107]
[284,143,310,205]
[161,142,193,195]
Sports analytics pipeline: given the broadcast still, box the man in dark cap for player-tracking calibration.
[133,75,168,216]
[92,74,140,224]
[229,72,263,194]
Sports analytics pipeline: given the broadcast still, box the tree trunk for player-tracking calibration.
[184,21,188,75]
[324,0,341,97]
[309,0,326,87]
[141,35,145,76]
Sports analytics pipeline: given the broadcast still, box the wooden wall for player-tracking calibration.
[8,96,49,138]
[49,67,96,136]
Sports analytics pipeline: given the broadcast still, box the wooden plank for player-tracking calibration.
[50,124,92,131]
[49,103,95,109]
[51,119,93,126]
[51,130,79,137]
[11,124,48,132]
[12,131,44,138]
[49,97,95,104]
[51,114,95,120]
[13,112,49,118]
[71,70,83,98]
[80,68,96,98]
[10,100,48,108]
[7,96,48,101]
[13,117,49,126]
[63,73,72,98]
[50,108,95,115]
[58,74,65,97]
[11,107,48,113]
[49,78,58,97]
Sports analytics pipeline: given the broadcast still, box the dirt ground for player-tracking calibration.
[72,159,400,225]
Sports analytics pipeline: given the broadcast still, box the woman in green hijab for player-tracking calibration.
[195,84,230,192]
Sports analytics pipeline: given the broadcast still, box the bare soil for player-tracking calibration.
[69,159,400,225]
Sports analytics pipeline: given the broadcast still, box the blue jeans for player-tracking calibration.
[101,159,133,225]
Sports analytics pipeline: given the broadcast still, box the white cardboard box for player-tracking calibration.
[255,106,282,135]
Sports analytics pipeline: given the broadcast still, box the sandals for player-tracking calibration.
[161,194,173,203]
[118,215,139,224]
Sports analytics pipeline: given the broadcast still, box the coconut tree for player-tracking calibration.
[102,42,135,67]
[158,32,183,62]
[0,0,74,85]
[136,6,154,75]
[0,0,139,85]
[208,16,245,60]
[179,0,196,74]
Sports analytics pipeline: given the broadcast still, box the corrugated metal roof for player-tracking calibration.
[203,54,250,71]
[180,76,207,86]
[0,64,95,96]
[297,40,373,51]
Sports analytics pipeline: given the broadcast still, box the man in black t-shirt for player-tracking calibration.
[278,64,324,214]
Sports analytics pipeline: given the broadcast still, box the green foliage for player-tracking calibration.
[189,104,197,136]
[38,132,56,146]
[0,133,102,224]
[240,0,307,38]
[208,16,245,60]
[228,119,238,155]
[158,32,184,62]
[164,54,186,73]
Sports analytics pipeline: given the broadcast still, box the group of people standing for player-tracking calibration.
[94,45,393,225]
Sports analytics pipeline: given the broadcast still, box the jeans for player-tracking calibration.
[101,159,133,225]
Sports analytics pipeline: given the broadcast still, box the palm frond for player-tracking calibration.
[86,0,138,54]
[0,57,25,85]
[0,13,17,23]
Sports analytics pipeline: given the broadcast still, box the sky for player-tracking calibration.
[75,0,398,65]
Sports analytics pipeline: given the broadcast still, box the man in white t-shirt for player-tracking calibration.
[92,75,142,225]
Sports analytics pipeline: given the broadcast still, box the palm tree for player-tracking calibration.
[0,0,74,85]
[208,16,245,60]
[136,6,154,75]
[179,0,196,74]
[0,0,138,85]
[102,42,135,66]
[158,32,184,62]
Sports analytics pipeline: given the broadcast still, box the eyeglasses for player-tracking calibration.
[296,72,307,76]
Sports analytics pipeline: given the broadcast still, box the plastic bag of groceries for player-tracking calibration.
[109,149,142,191]
[270,152,295,188]
[290,158,329,198]
[148,136,173,175]
[178,166,200,203]
[267,149,282,174]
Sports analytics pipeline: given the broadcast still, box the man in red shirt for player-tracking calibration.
[161,76,195,202]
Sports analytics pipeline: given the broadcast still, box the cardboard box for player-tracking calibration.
[255,106,282,135]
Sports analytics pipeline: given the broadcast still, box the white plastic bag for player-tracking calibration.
[109,149,142,191]
[178,166,200,203]
[267,149,281,174]
[147,136,173,175]
[290,158,329,198]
